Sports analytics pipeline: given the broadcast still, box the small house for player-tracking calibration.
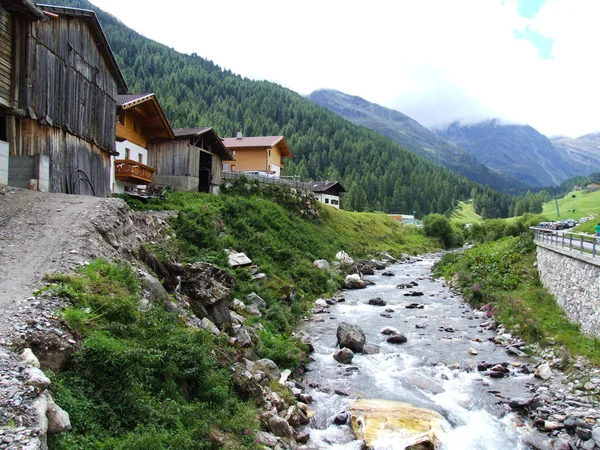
[586,181,600,191]
[112,93,174,194]
[149,127,233,194]
[310,181,346,209]
[222,132,292,177]
[0,2,127,196]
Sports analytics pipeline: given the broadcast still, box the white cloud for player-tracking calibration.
[90,0,599,137]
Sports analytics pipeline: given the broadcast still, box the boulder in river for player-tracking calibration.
[337,322,366,353]
[387,334,408,345]
[349,399,449,449]
[333,348,355,364]
[368,297,386,306]
[344,274,369,289]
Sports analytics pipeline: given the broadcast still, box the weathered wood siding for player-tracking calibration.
[17,117,110,196]
[0,6,12,108]
[149,140,198,177]
[211,153,222,186]
[22,15,118,152]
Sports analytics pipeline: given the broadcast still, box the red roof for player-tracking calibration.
[222,135,292,158]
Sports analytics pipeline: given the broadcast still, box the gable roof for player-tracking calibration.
[222,135,292,158]
[170,127,233,160]
[117,93,174,140]
[36,4,127,93]
[310,181,346,194]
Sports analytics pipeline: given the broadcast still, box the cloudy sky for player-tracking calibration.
[90,0,599,138]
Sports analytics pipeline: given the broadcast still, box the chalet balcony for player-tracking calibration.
[114,159,156,184]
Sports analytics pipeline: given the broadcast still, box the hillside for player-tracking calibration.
[37,0,524,217]
[435,119,589,187]
[541,189,600,221]
[308,89,528,194]
[551,132,600,170]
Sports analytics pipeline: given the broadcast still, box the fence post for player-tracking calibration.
[580,235,584,254]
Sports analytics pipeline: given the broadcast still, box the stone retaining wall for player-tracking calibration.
[536,245,600,337]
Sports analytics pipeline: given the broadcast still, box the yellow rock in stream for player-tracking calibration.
[349,399,449,450]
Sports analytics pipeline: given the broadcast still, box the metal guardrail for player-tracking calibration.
[531,227,598,257]
[222,171,314,191]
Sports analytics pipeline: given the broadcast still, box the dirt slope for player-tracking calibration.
[0,186,173,338]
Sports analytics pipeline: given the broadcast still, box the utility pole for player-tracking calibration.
[555,196,560,217]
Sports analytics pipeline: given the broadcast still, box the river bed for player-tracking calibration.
[299,255,540,449]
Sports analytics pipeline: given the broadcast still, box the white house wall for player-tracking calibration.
[315,193,340,209]
[111,140,149,194]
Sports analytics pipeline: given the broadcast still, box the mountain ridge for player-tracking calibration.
[308,89,528,193]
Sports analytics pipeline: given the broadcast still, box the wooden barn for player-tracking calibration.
[0,2,127,196]
[149,127,233,194]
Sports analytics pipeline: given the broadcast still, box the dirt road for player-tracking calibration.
[0,186,131,337]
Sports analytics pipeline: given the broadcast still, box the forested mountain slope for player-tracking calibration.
[308,89,529,194]
[42,0,515,216]
[436,120,590,187]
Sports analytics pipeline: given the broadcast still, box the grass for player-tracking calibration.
[434,235,600,366]
[541,189,600,221]
[450,200,482,225]
[46,260,262,450]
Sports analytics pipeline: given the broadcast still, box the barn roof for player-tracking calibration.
[171,127,233,161]
[1,0,46,20]
[37,4,128,93]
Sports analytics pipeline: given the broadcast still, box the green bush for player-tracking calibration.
[423,213,459,248]
[48,261,261,450]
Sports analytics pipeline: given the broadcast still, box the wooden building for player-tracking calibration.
[0,2,127,196]
[112,93,174,193]
[309,181,346,209]
[149,127,233,194]
[222,132,292,178]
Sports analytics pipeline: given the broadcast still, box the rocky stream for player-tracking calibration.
[297,254,600,450]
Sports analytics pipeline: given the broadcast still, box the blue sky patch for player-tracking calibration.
[514,27,553,59]
[516,0,545,18]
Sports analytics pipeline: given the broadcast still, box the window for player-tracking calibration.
[331,199,339,205]
[325,198,329,204]
[231,165,236,171]
[125,148,131,159]
[232,150,236,156]
[223,163,229,171]
[138,153,143,164]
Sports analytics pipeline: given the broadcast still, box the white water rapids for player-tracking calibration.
[299,256,539,449]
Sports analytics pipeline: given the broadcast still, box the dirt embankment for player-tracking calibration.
[0,185,173,339]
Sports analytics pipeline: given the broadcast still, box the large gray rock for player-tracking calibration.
[227,250,252,267]
[333,347,354,364]
[336,251,355,265]
[256,359,281,381]
[24,367,51,391]
[246,292,267,309]
[344,274,369,289]
[313,259,330,270]
[46,395,71,434]
[268,415,295,439]
[180,262,234,329]
[337,322,366,353]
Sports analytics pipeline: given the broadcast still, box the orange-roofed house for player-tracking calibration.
[221,132,292,178]
[112,93,174,193]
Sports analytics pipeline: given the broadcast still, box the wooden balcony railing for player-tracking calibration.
[114,159,156,185]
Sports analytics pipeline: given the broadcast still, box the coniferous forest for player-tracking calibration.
[44,0,552,217]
